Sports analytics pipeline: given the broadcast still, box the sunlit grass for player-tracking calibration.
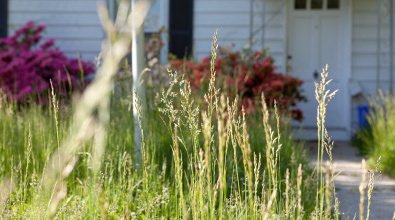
[355,91,395,177]
[0,2,381,219]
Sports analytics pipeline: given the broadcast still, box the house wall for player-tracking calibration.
[193,0,287,73]
[8,0,378,133]
[351,0,393,131]
[8,0,103,62]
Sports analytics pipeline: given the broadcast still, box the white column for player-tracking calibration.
[131,0,146,167]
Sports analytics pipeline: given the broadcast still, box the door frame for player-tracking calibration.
[285,0,353,140]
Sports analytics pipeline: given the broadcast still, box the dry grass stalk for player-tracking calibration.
[314,65,338,218]
[297,163,303,218]
[285,168,290,219]
[0,178,14,214]
[26,1,151,218]
[366,157,381,220]
[359,159,367,220]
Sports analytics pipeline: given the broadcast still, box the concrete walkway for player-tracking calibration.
[306,142,395,220]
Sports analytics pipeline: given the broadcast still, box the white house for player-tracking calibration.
[2,0,393,141]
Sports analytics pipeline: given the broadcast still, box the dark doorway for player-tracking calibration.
[168,0,193,59]
[0,0,7,38]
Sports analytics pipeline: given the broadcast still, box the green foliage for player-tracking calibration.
[0,74,315,219]
[0,3,373,219]
[354,92,395,177]
[0,31,317,219]
[170,47,306,120]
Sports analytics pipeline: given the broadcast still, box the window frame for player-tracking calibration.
[0,0,8,38]
[294,0,340,10]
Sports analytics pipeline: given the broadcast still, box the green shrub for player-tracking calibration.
[170,47,306,121]
[0,30,316,219]
[354,92,395,177]
[0,3,375,219]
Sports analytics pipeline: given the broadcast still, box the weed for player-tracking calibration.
[355,91,395,177]
[0,3,379,220]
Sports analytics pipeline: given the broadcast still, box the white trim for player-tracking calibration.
[107,0,116,22]
[159,0,169,64]
[285,0,291,76]
[261,0,266,48]
[344,0,353,139]
[283,0,289,75]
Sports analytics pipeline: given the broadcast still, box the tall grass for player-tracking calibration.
[0,2,379,219]
[313,65,339,219]
[355,91,395,177]
[0,28,311,220]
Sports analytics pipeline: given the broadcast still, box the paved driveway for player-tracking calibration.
[307,142,395,220]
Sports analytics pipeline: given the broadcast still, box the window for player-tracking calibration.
[295,0,307,9]
[327,0,340,9]
[0,0,7,38]
[169,0,194,59]
[311,0,323,9]
[294,0,340,10]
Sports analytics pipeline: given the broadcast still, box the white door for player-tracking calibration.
[287,0,351,141]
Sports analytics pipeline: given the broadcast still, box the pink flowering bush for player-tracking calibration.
[171,47,306,121]
[0,21,95,104]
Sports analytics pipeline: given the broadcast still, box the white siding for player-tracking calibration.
[193,0,287,73]
[352,0,393,84]
[8,0,103,62]
[351,0,395,130]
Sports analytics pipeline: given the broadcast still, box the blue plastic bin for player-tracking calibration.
[358,105,370,128]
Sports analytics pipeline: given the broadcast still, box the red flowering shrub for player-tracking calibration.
[170,48,306,121]
[0,21,95,104]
